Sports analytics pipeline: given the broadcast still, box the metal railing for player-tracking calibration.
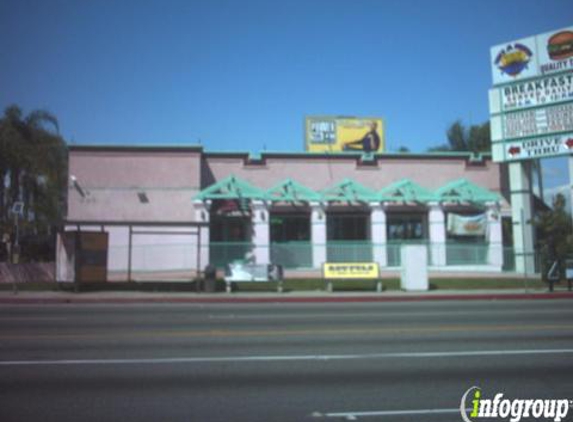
[270,242,312,269]
[106,241,533,273]
[326,241,373,263]
[209,241,253,268]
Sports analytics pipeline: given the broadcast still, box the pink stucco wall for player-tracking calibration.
[68,149,202,222]
[203,154,503,194]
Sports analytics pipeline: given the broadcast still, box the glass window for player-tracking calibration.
[327,213,369,241]
[270,213,310,242]
[210,216,250,242]
[387,214,426,241]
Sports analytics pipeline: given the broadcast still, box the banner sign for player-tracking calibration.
[489,72,573,113]
[491,102,573,142]
[323,262,379,279]
[491,26,573,86]
[447,213,487,237]
[492,133,573,162]
[305,116,385,153]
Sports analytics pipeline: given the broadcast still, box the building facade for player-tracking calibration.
[57,145,511,282]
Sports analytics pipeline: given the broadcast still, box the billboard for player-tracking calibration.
[490,26,573,86]
[305,116,385,153]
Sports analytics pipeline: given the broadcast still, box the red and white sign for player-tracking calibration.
[494,133,573,162]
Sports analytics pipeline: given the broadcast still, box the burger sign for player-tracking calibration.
[539,29,573,74]
[491,25,573,85]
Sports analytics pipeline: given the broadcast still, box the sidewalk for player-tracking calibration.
[1,288,572,304]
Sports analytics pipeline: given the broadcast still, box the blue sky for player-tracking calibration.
[1,0,572,157]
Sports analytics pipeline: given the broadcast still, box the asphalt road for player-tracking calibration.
[0,299,572,422]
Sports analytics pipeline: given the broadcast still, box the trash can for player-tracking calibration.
[203,264,217,293]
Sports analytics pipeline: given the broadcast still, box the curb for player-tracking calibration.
[1,292,573,304]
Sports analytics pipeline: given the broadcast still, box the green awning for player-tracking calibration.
[266,179,322,203]
[379,179,436,203]
[435,178,500,204]
[321,178,379,203]
[194,175,265,200]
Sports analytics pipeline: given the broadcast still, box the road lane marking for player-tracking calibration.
[1,322,572,340]
[315,408,469,420]
[1,348,573,366]
[0,317,68,321]
[208,308,573,320]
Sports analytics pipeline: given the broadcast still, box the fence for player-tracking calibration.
[102,240,532,277]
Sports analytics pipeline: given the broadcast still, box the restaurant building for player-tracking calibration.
[56,145,510,282]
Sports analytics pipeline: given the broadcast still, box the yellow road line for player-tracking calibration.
[1,323,572,341]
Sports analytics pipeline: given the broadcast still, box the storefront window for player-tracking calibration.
[327,213,369,241]
[387,214,426,241]
[209,199,251,242]
[270,213,310,242]
[210,217,250,242]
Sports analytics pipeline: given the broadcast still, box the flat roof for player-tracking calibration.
[68,143,492,161]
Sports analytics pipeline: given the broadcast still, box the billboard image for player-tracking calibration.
[305,116,385,153]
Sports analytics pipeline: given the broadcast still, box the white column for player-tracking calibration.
[486,202,503,270]
[569,155,573,221]
[428,202,446,267]
[251,200,270,265]
[369,202,387,267]
[509,162,535,275]
[311,202,326,268]
[193,200,210,269]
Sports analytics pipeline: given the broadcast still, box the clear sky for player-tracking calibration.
[1,0,572,155]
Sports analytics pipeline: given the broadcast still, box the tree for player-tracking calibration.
[0,105,67,243]
[531,194,573,290]
[428,120,491,153]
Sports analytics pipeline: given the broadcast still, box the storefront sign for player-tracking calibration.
[447,214,487,237]
[323,262,379,279]
[305,116,385,153]
[492,133,573,162]
[491,26,573,86]
[489,72,573,112]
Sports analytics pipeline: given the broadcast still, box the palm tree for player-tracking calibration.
[0,104,67,237]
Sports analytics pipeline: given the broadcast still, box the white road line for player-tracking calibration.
[0,317,68,321]
[318,408,468,419]
[1,348,573,366]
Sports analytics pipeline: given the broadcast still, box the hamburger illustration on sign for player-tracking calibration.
[547,30,573,61]
[494,43,533,77]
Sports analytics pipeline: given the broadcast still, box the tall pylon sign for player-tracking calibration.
[489,25,573,274]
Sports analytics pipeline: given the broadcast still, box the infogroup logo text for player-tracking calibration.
[460,386,571,422]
